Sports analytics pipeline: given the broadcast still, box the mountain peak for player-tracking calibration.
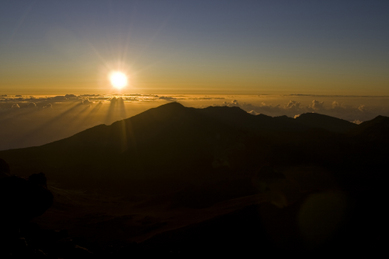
[159,102,185,109]
[356,115,389,128]
[351,115,389,140]
[295,112,357,133]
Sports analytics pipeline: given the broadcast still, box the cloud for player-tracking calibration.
[26,103,37,108]
[287,94,389,98]
[352,120,363,125]
[65,94,77,99]
[219,98,389,122]
[309,100,325,111]
[109,97,119,103]
[158,96,177,101]
[0,94,121,109]
[2,93,389,151]
[49,96,68,102]
[286,100,301,112]
[81,99,93,105]
[358,105,366,112]
[43,103,52,109]
[1,94,389,123]
[248,110,259,115]
[222,100,240,107]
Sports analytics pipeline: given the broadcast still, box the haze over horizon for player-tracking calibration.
[1,0,388,96]
[1,92,389,151]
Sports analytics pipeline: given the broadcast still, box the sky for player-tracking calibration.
[1,0,389,95]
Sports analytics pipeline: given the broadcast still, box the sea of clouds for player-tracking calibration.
[1,93,388,150]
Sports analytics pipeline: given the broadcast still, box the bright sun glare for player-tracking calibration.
[109,71,128,90]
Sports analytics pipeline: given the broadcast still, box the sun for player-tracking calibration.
[109,71,128,90]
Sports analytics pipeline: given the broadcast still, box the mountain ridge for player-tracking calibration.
[0,102,387,255]
[0,102,387,187]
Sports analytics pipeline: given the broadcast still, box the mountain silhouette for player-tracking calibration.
[294,112,357,133]
[350,115,389,141]
[0,102,385,187]
[0,102,387,256]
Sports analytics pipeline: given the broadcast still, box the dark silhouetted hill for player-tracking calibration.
[0,158,10,178]
[295,112,357,133]
[0,102,386,190]
[350,115,389,141]
[199,105,308,132]
[0,159,54,257]
[0,103,387,256]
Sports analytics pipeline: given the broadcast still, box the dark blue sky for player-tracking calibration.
[1,0,389,94]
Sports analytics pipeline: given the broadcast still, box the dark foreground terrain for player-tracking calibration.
[0,102,387,257]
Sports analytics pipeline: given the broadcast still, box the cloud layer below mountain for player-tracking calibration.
[1,93,389,150]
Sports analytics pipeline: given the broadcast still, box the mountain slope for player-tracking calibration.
[295,112,357,133]
[0,102,386,189]
[0,102,387,255]
[350,115,389,141]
